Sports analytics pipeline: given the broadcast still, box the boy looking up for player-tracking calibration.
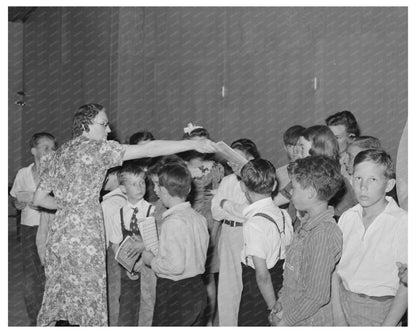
[332,149,407,326]
[142,162,209,326]
[270,155,344,326]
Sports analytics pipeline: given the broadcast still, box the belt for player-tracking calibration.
[341,282,394,302]
[221,219,243,227]
[355,293,394,302]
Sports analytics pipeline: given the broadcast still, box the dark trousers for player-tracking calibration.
[152,275,207,326]
[238,259,284,326]
[21,225,45,326]
[118,269,141,326]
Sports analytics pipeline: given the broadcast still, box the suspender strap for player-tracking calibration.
[253,211,286,258]
[120,207,125,230]
[146,204,153,217]
[253,212,286,234]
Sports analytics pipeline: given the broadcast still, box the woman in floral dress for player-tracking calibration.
[33,104,215,326]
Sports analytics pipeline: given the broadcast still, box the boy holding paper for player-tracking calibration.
[106,162,154,326]
[10,132,57,325]
[142,162,209,326]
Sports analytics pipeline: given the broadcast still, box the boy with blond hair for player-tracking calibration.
[332,149,407,326]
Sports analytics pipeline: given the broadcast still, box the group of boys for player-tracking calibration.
[11,118,408,326]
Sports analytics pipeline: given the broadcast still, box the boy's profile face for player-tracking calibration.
[31,137,56,160]
[345,144,363,175]
[122,173,146,202]
[297,136,312,158]
[291,179,313,211]
[352,161,395,209]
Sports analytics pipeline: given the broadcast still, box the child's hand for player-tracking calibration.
[126,236,144,259]
[396,262,408,287]
[269,310,283,326]
[142,250,154,266]
[132,259,144,273]
[14,200,27,210]
[271,300,283,313]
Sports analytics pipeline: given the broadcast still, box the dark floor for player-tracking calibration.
[8,215,30,326]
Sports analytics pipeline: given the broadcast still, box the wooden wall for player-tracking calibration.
[9,7,407,179]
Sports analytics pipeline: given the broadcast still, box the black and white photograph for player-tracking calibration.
[7,3,409,327]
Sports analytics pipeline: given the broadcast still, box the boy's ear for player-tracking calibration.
[385,178,396,193]
[240,181,247,193]
[272,180,277,192]
[119,184,127,194]
[30,147,36,157]
[307,186,317,200]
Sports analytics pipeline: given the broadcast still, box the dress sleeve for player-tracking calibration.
[99,140,126,168]
[38,152,55,193]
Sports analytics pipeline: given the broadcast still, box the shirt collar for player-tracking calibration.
[127,198,145,210]
[102,187,126,201]
[300,206,335,231]
[162,202,191,219]
[243,197,274,217]
[349,196,401,218]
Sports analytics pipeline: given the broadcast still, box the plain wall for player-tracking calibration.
[9,7,407,176]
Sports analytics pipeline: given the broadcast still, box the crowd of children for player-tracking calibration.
[10,110,408,326]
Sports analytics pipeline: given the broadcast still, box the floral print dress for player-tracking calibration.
[188,160,224,273]
[36,136,125,326]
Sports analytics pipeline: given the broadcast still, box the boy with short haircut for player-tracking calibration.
[270,155,344,326]
[106,162,154,326]
[10,132,57,325]
[101,166,126,326]
[325,110,360,177]
[142,162,209,326]
[238,159,293,326]
[276,125,305,191]
[343,136,381,178]
[332,149,407,326]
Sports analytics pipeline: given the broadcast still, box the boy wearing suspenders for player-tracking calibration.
[237,159,293,326]
[107,163,155,325]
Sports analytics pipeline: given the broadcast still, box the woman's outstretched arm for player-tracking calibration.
[122,139,216,161]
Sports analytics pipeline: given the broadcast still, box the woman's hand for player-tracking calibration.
[192,139,217,154]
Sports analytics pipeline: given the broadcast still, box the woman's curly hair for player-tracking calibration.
[72,103,104,138]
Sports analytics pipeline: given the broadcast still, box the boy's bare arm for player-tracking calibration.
[382,283,408,326]
[252,256,277,310]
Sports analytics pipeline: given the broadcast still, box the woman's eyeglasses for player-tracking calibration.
[94,121,109,128]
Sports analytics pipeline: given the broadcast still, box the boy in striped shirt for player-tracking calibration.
[270,155,344,326]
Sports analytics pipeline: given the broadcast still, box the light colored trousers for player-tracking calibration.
[217,224,244,326]
[339,282,394,326]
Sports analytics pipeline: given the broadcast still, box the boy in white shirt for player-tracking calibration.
[332,149,408,326]
[237,159,293,326]
[101,166,126,326]
[10,132,56,325]
[106,162,154,326]
[142,162,209,326]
